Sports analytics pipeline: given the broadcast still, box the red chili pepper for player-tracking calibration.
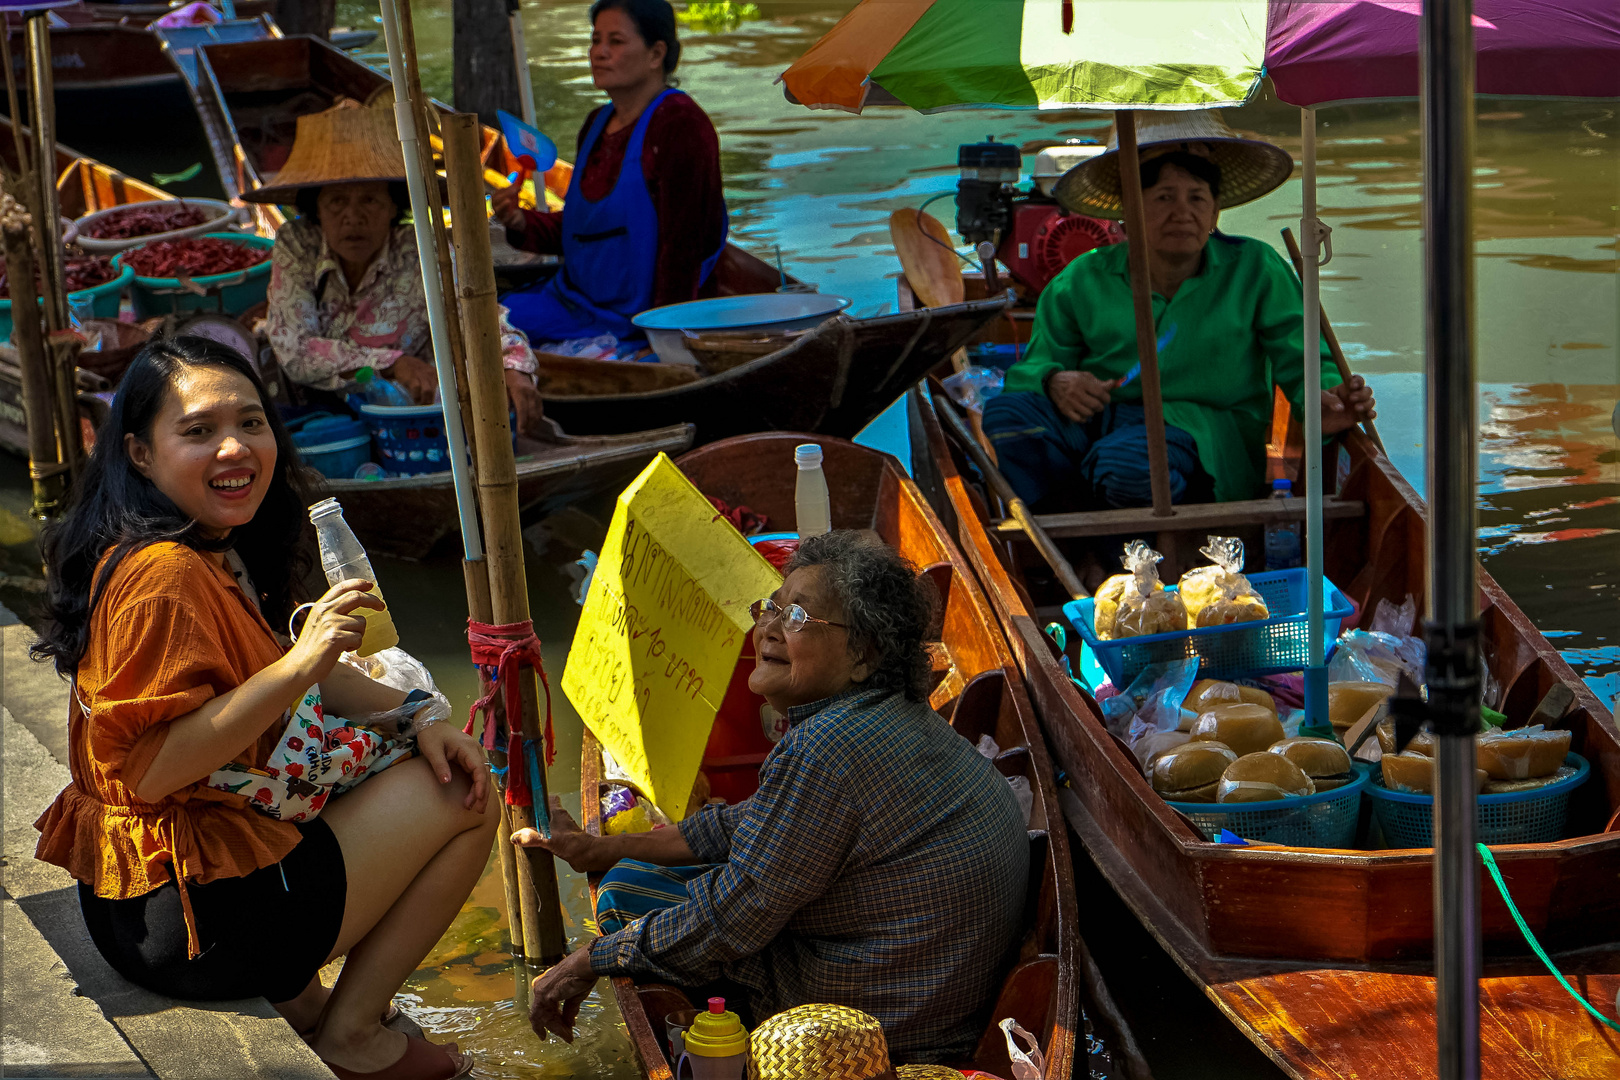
[81,202,217,241]
[0,255,117,299]
[125,237,268,279]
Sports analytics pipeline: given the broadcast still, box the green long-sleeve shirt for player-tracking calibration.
[1004,233,1339,503]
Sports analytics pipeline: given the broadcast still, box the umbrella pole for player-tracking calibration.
[1113,111,1173,520]
[24,13,79,484]
[507,0,536,127]
[1300,108,1327,730]
[444,111,568,966]
[1422,1,1482,1078]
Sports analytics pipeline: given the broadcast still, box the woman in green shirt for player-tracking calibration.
[984,114,1376,510]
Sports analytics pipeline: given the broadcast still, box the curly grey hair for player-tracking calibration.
[785,530,936,702]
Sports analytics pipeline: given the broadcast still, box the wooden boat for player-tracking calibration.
[540,294,1014,447]
[908,381,1620,1078]
[577,431,1098,1080]
[318,420,693,561]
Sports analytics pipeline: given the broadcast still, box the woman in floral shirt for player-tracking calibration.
[252,102,544,434]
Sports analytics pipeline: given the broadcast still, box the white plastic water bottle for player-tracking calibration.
[354,366,414,407]
[1264,479,1303,571]
[308,497,399,655]
[794,444,831,538]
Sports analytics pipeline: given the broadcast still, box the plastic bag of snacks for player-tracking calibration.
[1098,540,1189,639]
[1328,628,1425,688]
[1178,536,1269,628]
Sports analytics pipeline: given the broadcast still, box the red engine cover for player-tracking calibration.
[998,203,1123,295]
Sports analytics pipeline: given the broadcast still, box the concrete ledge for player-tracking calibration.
[4,646,333,1080]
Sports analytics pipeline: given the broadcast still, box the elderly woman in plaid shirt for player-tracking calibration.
[515,531,1030,1063]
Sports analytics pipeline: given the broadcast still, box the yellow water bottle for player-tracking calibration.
[678,997,748,1079]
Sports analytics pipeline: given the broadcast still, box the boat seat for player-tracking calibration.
[948,668,1007,742]
[971,953,1059,1078]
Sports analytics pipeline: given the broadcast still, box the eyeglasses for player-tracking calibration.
[749,597,847,634]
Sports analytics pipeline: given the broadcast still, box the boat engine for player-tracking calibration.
[952,138,1122,297]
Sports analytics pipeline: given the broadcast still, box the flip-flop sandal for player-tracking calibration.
[322,1035,473,1080]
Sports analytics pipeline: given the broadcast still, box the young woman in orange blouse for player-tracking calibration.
[32,337,490,1080]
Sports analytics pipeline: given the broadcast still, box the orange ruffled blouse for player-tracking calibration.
[34,542,302,925]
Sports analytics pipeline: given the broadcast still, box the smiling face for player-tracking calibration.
[589,7,667,94]
[316,181,396,273]
[1142,162,1219,259]
[124,364,277,539]
[747,566,869,712]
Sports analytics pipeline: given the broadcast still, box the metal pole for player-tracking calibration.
[1300,108,1327,730]
[377,0,484,562]
[507,0,536,127]
[1422,1,1481,1078]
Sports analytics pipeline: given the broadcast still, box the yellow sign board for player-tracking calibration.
[562,453,782,821]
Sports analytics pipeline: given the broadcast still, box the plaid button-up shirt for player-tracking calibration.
[589,687,1029,1062]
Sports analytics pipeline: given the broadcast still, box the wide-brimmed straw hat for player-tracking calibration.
[1052,110,1293,220]
[241,101,409,205]
[747,1004,899,1080]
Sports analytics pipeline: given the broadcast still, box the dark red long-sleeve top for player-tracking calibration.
[506,92,727,308]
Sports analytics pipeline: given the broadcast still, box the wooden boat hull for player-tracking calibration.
[575,431,1083,1079]
[320,422,693,560]
[908,384,1620,1078]
[541,295,1013,446]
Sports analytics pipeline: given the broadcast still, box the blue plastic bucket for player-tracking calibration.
[0,262,133,343]
[297,434,372,480]
[115,233,274,318]
[1064,567,1355,688]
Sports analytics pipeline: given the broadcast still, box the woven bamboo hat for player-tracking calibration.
[747,1004,899,1080]
[1052,110,1293,220]
[242,100,409,205]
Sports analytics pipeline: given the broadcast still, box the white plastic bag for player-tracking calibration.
[341,646,439,696]
[1000,1017,1045,1080]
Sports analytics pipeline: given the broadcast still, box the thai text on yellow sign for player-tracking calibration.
[562,453,781,821]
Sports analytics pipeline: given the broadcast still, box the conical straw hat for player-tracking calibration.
[1052,110,1293,220]
[241,101,410,204]
[747,1004,898,1080]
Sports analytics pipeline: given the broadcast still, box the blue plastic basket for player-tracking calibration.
[1365,753,1590,848]
[1065,567,1354,688]
[1167,763,1369,847]
[353,401,452,475]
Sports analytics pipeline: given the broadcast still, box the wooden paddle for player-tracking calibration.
[889,207,965,309]
[1282,227,1386,454]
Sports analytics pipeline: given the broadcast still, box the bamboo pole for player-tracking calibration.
[1281,226,1386,453]
[24,14,79,484]
[444,111,567,966]
[1113,111,1172,519]
[0,184,63,517]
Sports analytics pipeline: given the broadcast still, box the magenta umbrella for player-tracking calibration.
[1270,0,1620,106]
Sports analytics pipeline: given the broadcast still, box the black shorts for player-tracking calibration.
[79,817,347,1004]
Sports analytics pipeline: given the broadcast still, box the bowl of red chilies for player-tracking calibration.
[75,198,239,254]
[113,232,274,318]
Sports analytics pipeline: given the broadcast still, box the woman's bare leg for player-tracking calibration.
[306,755,497,1072]
[271,976,329,1032]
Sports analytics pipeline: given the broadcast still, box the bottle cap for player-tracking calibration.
[1272,479,1291,493]
[355,366,376,384]
[683,997,747,1057]
[794,444,823,467]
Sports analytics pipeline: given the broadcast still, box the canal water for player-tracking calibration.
[4,2,1614,1076]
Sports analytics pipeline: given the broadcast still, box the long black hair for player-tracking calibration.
[590,0,681,77]
[31,336,313,678]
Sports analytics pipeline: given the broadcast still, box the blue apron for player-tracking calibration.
[503,88,728,344]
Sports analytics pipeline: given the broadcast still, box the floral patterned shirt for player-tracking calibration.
[267,218,537,392]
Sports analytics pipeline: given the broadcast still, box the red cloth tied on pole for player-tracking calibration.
[466,619,553,807]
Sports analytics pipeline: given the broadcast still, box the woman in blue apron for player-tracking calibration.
[492,0,729,353]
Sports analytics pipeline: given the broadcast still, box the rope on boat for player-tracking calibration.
[1477,843,1620,1033]
[466,619,555,824]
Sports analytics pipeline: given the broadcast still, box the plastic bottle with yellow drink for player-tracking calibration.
[677,997,748,1079]
[308,497,399,656]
